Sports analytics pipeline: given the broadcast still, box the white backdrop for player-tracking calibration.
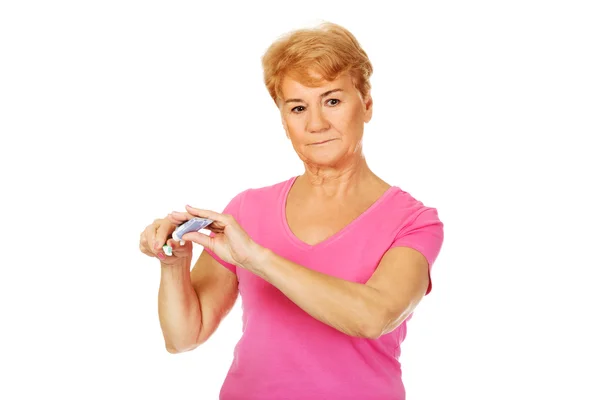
[1,1,599,399]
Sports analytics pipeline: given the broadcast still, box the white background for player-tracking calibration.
[1,1,599,399]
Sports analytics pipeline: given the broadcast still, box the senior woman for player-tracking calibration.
[139,22,444,400]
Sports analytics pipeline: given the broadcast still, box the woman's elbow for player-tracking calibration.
[358,307,403,339]
[352,316,386,339]
[166,345,179,354]
[165,341,200,354]
[358,323,385,340]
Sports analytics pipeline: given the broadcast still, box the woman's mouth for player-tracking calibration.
[309,139,336,145]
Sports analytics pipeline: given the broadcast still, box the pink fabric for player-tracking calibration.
[204,176,444,400]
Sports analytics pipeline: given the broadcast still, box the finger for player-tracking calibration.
[166,238,185,249]
[140,233,162,259]
[181,231,212,249]
[168,238,191,255]
[139,230,148,251]
[185,205,227,223]
[154,220,174,251]
[139,241,155,257]
[141,224,156,253]
[167,211,193,224]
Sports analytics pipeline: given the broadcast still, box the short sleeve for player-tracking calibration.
[202,190,248,275]
[391,207,444,295]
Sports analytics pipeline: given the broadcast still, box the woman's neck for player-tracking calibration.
[298,156,386,198]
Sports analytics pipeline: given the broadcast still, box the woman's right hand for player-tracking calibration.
[139,218,193,266]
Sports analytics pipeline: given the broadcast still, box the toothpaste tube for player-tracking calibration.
[161,217,213,257]
[172,217,214,242]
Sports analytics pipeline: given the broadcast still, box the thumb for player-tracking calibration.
[182,231,212,249]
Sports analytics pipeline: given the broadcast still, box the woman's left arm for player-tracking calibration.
[172,206,430,339]
[246,245,429,339]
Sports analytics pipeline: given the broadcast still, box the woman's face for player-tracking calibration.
[278,72,373,168]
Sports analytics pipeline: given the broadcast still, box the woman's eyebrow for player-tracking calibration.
[284,88,344,104]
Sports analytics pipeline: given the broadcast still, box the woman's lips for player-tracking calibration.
[309,139,336,145]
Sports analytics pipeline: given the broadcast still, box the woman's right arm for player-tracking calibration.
[158,250,239,354]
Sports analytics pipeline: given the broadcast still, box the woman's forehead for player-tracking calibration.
[280,73,354,100]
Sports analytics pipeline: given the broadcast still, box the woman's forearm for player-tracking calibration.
[158,260,202,352]
[242,249,391,339]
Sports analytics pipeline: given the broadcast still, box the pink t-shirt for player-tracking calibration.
[204,176,444,400]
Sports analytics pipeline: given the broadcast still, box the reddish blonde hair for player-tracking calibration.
[261,22,373,105]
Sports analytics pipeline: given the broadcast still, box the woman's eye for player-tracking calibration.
[327,99,340,106]
[292,106,305,113]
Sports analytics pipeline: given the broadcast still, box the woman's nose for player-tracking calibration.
[306,107,330,133]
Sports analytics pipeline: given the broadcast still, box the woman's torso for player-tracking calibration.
[218,176,427,400]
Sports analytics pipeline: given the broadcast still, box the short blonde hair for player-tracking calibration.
[261,22,373,105]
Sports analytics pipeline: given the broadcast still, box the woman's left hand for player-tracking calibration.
[167,205,262,268]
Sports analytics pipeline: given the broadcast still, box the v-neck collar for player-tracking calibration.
[280,176,398,250]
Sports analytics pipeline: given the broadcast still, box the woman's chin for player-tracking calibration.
[303,151,346,167]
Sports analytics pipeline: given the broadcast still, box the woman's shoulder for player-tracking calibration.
[247,176,295,195]
[229,176,296,209]
[384,185,443,225]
